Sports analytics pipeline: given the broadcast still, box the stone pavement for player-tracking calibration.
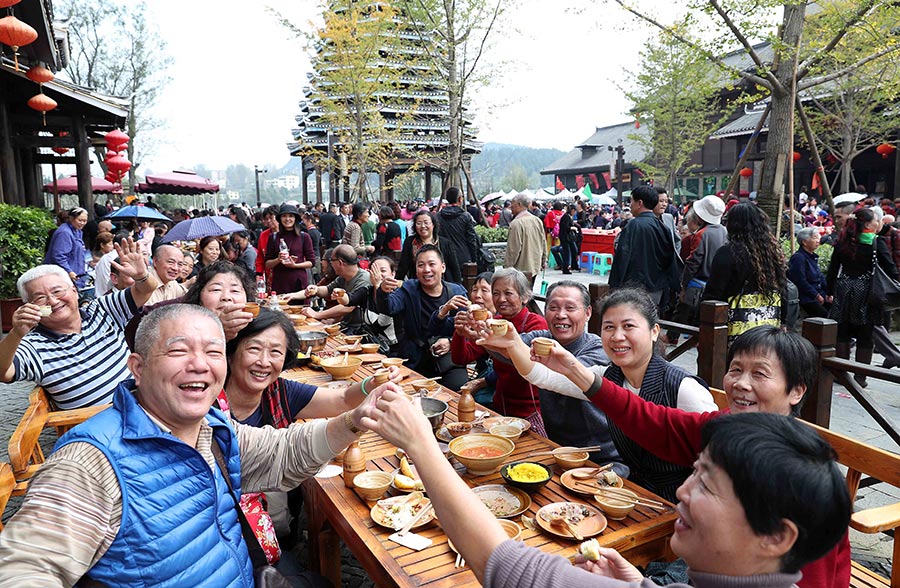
[1,266,898,581]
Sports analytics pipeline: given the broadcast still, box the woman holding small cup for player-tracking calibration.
[218,307,402,568]
[451,267,547,419]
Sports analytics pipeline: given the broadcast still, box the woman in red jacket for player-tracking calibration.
[451,267,546,420]
[479,324,849,588]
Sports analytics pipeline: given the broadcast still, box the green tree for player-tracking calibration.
[60,0,171,190]
[802,1,900,194]
[500,164,531,191]
[611,0,900,224]
[625,30,742,191]
[277,1,421,201]
[401,0,506,197]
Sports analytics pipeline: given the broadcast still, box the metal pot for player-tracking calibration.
[297,331,328,354]
[420,397,449,431]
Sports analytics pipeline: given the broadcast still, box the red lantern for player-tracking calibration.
[52,147,69,155]
[105,171,118,183]
[25,65,54,85]
[0,0,22,7]
[876,143,896,159]
[739,167,753,178]
[107,154,132,175]
[0,15,38,71]
[105,129,129,150]
[27,93,57,125]
[825,153,838,165]
[792,151,801,162]
[111,141,128,153]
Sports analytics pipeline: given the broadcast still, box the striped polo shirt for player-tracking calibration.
[14,290,138,409]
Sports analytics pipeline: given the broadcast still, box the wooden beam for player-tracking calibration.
[12,136,76,148]
[0,100,20,205]
[33,155,78,164]
[72,116,94,213]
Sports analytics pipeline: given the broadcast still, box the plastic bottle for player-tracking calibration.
[256,275,266,300]
[343,440,366,488]
[268,291,281,312]
[279,239,289,256]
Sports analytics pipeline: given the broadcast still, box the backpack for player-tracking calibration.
[475,232,496,273]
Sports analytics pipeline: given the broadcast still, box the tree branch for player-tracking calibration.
[796,0,878,80]
[611,0,773,91]
[707,0,783,91]
[799,43,900,90]
[461,0,502,82]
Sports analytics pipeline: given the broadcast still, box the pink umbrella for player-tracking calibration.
[43,175,120,194]
[136,170,219,195]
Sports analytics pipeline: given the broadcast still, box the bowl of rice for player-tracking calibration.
[500,461,553,492]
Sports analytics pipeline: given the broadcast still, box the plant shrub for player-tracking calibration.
[475,225,508,243]
[0,204,56,299]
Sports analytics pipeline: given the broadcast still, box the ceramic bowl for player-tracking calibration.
[360,343,381,354]
[500,461,553,493]
[380,357,404,367]
[343,335,364,345]
[353,471,392,502]
[446,422,474,438]
[411,379,440,394]
[449,434,515,476]
[490,424,523,441]
[320,356,363,379]
[553,448,590,470]
[594,488,637,520]
[324,324,342,336]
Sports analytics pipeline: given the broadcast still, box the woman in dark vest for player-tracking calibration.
[595,288,717,501]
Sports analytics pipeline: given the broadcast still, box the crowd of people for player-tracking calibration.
[0,183,877,588]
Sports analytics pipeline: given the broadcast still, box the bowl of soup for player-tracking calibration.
[449,434,515,476]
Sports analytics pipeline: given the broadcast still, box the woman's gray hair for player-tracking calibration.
[511,193,531,208]
[491,267,532,302]
[17,265,71,301]
[870,206,884,222]
[134,304,224,357]
[796,227,817,244]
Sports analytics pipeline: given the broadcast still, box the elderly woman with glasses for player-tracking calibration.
[787,228,831,319]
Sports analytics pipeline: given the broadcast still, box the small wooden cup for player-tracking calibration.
[243,303,260,317]
[532,337,555,356]
[487,318,509,336]
[372,368,390,386]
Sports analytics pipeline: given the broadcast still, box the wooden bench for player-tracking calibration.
[7,386,109,496]
[710,388,898,588]
[0,463,14,531]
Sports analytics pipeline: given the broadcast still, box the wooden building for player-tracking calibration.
[0,1,127,214]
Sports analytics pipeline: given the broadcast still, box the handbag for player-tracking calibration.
[211,442,294,588]
[868,237,900,311]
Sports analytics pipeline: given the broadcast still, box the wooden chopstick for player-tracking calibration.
[397,502,433,536]
[580,486,668,511]
[597,487,665,506]
[532,445,605,457]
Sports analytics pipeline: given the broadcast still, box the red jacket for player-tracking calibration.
[451,307,547,418]
[591,377,851,588]
[256,228,274,276]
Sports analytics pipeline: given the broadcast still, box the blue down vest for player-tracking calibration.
[57,380,254,588]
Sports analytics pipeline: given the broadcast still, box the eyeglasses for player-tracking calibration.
[30,286,71,306]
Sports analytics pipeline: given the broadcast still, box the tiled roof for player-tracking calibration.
[709,107,768,139]
[540,122,649,175]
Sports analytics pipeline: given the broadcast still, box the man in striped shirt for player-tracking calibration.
[0,238,158,409]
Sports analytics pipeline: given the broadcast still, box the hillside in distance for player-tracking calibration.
[471,143,564,193]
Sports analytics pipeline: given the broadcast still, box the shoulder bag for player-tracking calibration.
[868,236,900,311]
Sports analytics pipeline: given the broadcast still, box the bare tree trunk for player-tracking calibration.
[445,0,461,191]
[756,4,806,225]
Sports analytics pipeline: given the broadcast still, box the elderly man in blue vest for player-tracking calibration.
[0,303,387,587]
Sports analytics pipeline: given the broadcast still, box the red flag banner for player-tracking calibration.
[575,175,585,189]
[588,173,600,190]
[556,176,565,191]
[601,172,611,190]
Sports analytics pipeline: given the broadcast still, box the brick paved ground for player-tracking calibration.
[1,266,898,582]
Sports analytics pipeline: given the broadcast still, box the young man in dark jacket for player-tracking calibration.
[437,187,479,283]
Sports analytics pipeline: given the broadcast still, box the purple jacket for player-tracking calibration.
[44,222,86,288]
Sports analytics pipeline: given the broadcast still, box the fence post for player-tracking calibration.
[800,317,837,427]
[462,262,477,293]
[697,301,728,389]
[587,283,609,337]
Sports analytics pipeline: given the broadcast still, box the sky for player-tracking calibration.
[139,0,685,175]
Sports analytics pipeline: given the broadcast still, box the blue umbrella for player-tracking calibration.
[103,205,172,222]
[162,216,247,243]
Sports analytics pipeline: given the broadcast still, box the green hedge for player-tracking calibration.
[475,225,508,243]
[0,204,56,299]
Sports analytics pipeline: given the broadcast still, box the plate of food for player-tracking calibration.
[560,467,624,496]
[471,484,531,518]
[481,416,531,433]
[435,426,453,443]
[536,502,607,540]
[390,457,425,493]
[370,492,435,530]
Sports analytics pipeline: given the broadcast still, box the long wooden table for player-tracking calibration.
[284,332,677,588]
